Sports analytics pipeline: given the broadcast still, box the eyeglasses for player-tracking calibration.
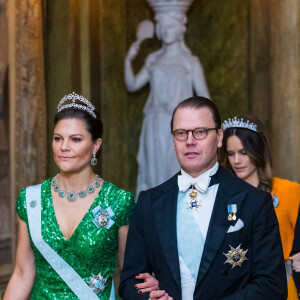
[172,127,218,141]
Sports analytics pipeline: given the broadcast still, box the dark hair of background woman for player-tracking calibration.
[219,115,273,193]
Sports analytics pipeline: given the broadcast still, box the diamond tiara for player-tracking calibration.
[57,92,96,119]
[222,117,257,132]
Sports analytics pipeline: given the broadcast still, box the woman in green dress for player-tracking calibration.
[4,92,156,299]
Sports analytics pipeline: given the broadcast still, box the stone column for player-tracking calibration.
[249,0,272,134]
[100,0,130,189]
[8,0,47,258]
[269,0,300,182]
[0,0,12,269]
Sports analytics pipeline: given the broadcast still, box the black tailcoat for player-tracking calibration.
[119,167,287,299]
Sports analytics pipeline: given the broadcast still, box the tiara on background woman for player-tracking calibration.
[57,92,96,119]
[222,117,257,132]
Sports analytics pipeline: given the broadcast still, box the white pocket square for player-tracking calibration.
[227,218,244,233]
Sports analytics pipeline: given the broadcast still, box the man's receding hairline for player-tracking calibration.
[173,105,214,120]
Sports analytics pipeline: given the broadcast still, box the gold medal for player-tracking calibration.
[227,204,237,221]
[189,189,197,199]
[188,185,200,210]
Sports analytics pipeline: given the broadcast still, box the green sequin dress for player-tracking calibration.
[16,178,136,299]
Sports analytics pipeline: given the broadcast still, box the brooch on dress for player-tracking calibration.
[272,193,279,207]
[92,206,115,229]
[30,200,37,207]
[86,272,107,294]
[224,244,248,269]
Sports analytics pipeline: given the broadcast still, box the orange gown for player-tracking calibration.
[272,177,300,299]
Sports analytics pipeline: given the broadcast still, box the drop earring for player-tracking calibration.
[91,152,97,166]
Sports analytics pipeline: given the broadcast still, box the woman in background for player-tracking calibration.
[220,115,300,300]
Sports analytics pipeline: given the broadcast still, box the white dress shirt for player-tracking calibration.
[177,162,219,299]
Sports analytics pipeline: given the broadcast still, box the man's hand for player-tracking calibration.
[290,252,300,272]
[149,290,173,300]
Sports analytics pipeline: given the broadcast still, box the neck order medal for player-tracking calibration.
[188,185,200,210]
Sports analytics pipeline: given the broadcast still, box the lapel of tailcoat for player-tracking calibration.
[196,167,247,286]
[152,173,182,289]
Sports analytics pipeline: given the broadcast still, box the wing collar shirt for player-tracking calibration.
[177,162,219,299]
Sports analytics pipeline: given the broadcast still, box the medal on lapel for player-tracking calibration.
[272,193,279,207]
[227,204,237,221]
[224,244,248,269]
[188,185,200,210]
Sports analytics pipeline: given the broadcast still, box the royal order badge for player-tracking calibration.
[224,244,248,269]
[87,272,107,294]
[188,185,201,210]
[92,206,115,229]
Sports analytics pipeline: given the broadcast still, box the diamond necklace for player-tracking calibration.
[51,174,102,202]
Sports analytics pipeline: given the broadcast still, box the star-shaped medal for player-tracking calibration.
[189,199,200,210]
[223,244,248,269]
[86,272,107,294]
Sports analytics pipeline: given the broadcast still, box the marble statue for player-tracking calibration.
[125,0,210,195]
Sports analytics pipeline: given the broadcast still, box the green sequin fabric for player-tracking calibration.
[16,179,136,299]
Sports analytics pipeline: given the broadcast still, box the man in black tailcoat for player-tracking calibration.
[119,96,287,300]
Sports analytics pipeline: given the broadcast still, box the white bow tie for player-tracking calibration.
[177,174,211,194]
